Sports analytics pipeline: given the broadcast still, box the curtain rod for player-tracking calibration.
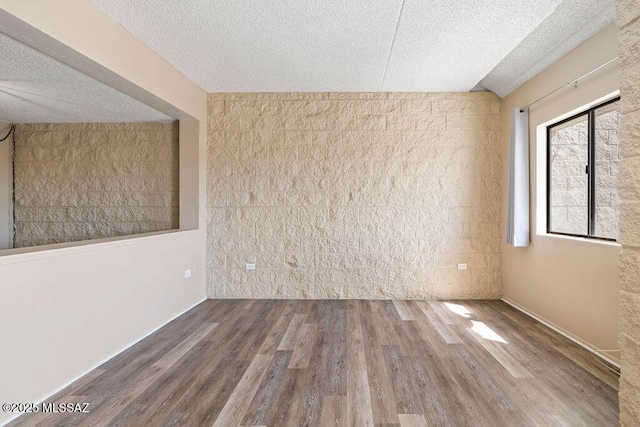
[519,56,618,113]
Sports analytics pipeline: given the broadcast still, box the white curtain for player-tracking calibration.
[505,108,530,247]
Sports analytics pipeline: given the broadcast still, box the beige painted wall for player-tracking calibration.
[616,0,640,424]
[207,92,503,299]
[0,122,11,249]
[502,25,621,360]
[0,1,207,424]
[13,122,179,247]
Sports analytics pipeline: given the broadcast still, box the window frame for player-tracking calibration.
[546,96,620,242]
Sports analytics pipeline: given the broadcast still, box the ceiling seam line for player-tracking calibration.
[380,0,406,91]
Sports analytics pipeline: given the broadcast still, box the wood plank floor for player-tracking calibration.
[9,300,619,426]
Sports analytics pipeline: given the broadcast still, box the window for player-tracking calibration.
[547,97,620,241]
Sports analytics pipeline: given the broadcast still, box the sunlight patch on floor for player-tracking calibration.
[471,320,508,344]
[444,303,472,318]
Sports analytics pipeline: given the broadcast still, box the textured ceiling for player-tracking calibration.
[0,32,173,123]
[475,0,616,97]
[89,0,562,93]
[381,0,563,92]
[92,0,404,92]
[89,0,615,95]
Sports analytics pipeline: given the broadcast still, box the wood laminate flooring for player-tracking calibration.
[9,300,619,426]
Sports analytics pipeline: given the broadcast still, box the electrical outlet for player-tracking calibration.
[246,263,256,270]
[184,269,192,278]
[457,263,467,270]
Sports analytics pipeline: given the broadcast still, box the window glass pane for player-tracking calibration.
[549,114,588,236]
[594,100,620,240]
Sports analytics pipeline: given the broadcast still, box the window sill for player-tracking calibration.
[538,232,621,247]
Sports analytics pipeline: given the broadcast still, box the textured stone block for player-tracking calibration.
[208,99,225,115]
[20,132,53,147]
[401,100,431,115]
[339,283,375,299]
[620,18,640,69]
[371,100,402,115]
[282,116,328,130]
[620,109,640,157]
[619,202,640,246]
[621,64,640,115]
[333,100,371,115]
[617,0,640,28]
[619,248,640,292]
[280,130,311,146]
[205,92,502,300]
[620,291,640,342]
[446,115,501,130]
[14,122,179,247]
[620,333,640,425]
[619,9,640,426]
[415,115,447,131]
[369,130,401,145]
[227,100,282,116]
[328,114,386,131]
[313,282,343,299]
[386,115,416,130]
[432,99,491,115]
[227,281,275,299]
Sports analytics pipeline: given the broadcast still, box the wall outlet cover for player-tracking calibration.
[184,269,192,278]
[457,263,468,270]
[246,263,256,270]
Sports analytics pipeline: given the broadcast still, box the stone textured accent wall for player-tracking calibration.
[206,92,502,299]
[594,107,621,239]
[14,122,179,247]
[617,1,640,425]
[549,117,589,235]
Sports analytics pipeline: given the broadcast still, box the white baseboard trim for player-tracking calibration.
[0,298,206,427]
[500,297,620,369]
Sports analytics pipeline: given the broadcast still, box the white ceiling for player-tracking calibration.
[475,0,616,97]
[90,0,615,95]
[0,32,173,123]
[381,0,563,92]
